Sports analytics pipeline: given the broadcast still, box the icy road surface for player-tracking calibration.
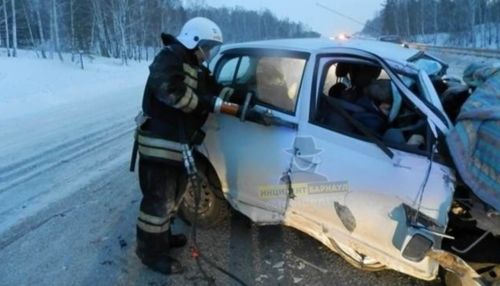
[0,49,477,285]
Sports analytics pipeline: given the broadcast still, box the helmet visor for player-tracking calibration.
[198,40,222,63]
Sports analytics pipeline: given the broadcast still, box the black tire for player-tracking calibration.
[178,158,230,228]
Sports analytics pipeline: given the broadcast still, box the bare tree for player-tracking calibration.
[52,0,62,60]
[22,0,38,57]
[432,0,438,45]
[398,0,409,37]
[70,0,75,61]
[111,0,129,64]
[1,0,319,60]
[10,0,16,56]
[3,0,10,56]
[469,0,477,46]
[91,0,111,57]
[35,0,46,58]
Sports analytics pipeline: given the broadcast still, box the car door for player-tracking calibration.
[202,49,310,223]
[284,51,454,278]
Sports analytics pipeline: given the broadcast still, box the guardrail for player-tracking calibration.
[409,43,500,59]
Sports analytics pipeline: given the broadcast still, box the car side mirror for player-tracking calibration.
[401,229,434,262]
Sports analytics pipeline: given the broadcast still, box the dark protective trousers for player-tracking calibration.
[136,157,182,254]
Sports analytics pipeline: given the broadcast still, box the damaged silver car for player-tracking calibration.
[179,38,500,285]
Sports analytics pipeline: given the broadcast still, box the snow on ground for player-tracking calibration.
[413,24,500,49]
[0,50,148,120]
[427,51,493,80]
[0,50,148,234]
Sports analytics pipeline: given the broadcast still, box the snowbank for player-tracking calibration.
[0,50,150,233]
[0,50,149,121]
[414,24,500,50]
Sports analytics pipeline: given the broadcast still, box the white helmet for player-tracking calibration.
[177,17,223,50]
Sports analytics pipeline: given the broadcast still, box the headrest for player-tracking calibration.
[350,64,381,87]
[336,63,350,78]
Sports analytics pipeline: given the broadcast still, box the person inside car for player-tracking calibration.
[324,63,390,135]
[337,64,382,102]
[353,79,393,134]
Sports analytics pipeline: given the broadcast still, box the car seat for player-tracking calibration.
[328,63,351,98]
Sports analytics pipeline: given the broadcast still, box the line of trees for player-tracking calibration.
[0,0,319,62]
[362,0,500,48]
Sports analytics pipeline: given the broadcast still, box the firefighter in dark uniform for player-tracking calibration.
[133,17,241,275]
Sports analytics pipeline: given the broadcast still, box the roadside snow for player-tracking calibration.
[0,51,148,234]
[414,24,500,49]
[0,50,148,120]
[426,51,491,80]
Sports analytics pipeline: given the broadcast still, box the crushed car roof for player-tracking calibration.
[222,37,419,63]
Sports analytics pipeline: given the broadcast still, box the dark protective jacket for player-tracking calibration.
[132,34,224,166]
[141,34,221,144]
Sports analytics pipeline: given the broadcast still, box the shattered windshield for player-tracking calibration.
[410,58,444,76]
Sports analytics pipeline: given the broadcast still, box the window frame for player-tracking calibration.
[214,48,310,116]
[309,54,435,157]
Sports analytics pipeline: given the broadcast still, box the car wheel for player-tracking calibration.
[178,163,230,229]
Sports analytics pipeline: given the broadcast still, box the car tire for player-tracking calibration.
[178,159,230,229]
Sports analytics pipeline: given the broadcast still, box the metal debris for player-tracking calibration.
[427,249,483,285]
[293,255,328,274]
[273,261,284,269]
[118,236,127,249]
[255,274,269,283]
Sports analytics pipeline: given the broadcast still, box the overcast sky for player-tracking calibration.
[203,0,385,37]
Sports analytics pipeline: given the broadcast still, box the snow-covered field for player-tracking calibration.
[429,51,491,79]
[0,51,148,234]
[414,24,500,49]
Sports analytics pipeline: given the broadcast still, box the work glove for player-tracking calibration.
[217,85,250,105]
[191,91,244,116]
[210,85,252,115]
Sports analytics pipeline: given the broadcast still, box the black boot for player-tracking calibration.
[169,230,187,248]
[136,229,184,275]
[135,246,184,275]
